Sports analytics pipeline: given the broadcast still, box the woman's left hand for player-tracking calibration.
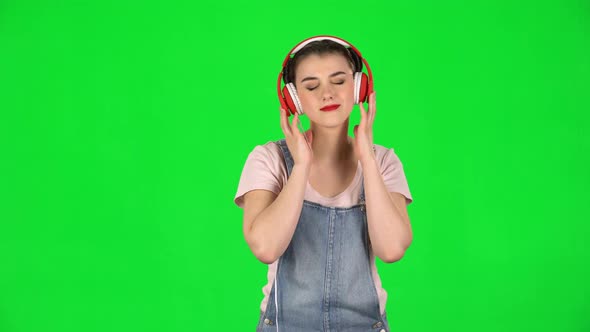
[353,91,377,165]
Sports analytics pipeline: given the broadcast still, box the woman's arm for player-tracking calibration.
[242,109,313,264]
[353,91,413,263]
[242,163,310,264]
[362,157,413,263]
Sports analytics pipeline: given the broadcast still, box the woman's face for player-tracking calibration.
[294,53,355,128]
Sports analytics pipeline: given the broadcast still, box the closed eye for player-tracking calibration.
[306,81,345,91]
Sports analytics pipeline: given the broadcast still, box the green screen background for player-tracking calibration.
[1,0,589,331]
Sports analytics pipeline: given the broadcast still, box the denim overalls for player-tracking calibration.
[256,139,390,332]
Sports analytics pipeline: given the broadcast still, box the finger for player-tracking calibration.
[291,112,301,136]
[353,124,359,137]
[280,108,291,136]
[369,91,376,126]
[304,129,313,149]
[359,102,367,129]
[279,108,292,136]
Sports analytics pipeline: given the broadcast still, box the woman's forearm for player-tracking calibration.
[249,164,310,264]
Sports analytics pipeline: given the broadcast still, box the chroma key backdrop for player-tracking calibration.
[0,1,588,331]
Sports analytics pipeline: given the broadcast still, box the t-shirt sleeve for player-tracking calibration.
[234,143,286,209]
[380,148,413,205]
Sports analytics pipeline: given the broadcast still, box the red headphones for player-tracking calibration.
[277,35,374,117]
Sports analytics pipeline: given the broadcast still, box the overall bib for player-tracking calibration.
[256,139,390,332]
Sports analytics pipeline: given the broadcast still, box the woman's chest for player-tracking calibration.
[307,161,359,198]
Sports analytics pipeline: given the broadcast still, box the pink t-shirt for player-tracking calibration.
[234,140,413,315]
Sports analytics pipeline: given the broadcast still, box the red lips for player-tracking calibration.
[320,104,340,111]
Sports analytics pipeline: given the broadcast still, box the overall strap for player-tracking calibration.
[359,146,376,205]
[359,176,366,205]
[276,139,294,178]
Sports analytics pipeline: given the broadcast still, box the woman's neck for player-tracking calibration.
[308,121,354,165]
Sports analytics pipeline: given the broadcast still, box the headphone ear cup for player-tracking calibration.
[284,83,303,115]
[357,72,369,103]
[353,72,361,104]
[282,85,297,116]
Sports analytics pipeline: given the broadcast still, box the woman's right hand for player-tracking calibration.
[280,108,313,168]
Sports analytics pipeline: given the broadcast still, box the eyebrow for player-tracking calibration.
[300,71,347,83]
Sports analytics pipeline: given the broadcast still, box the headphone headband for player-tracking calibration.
[281,35,365,69]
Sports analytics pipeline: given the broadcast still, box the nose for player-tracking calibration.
[321,84,335,101]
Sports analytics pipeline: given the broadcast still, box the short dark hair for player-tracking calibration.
[283,39,361,85]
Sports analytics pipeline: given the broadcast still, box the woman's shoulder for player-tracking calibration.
[244,140,288,179]
[371,142,413,203]
[235,140,287,208]
[248,140,284,161]
[372,143,401,164]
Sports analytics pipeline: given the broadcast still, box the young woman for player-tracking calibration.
[234,36,414,332]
